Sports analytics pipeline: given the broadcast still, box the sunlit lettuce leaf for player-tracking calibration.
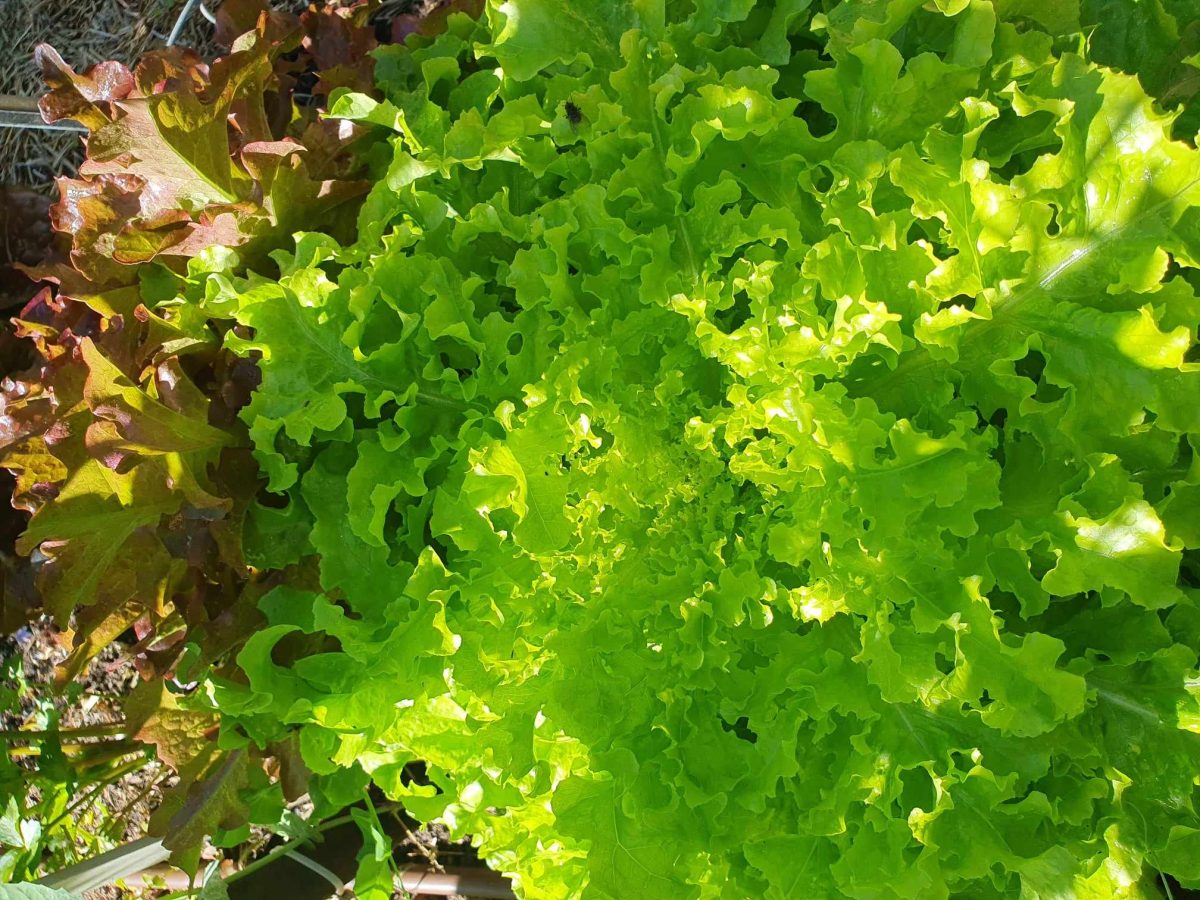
[175,0,1200,897]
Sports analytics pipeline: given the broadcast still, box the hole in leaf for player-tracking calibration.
[1014,348,1047,383]
[937,294,976,312]
[358,300,408,355]
[1175,434,1194,469]
[422,512,452,564]
[794,100,836,138]
[873,176,912,215]
[273,432,312,470]
[988,590,1024,632]
[257,489,291,510]
[1180,548,1200,589]
[906,220,929,245]
[342,393,368,424]
[270,629,322,666]
[898,767,936,814]
[928,239,956,262]
[401,761,432,787]
[590,418,615,448]
[375,399,402,422]
[762,559,809,590]
[1046,203,1061,236]
[714,292,753,334]
[490,507,519,534]
[496,287,520,317]
[1028,541,1057,580]
[982,109,1062,179]
[719,715,758,744]
[436,348,480,380]
[1034,379,1067,403]
[335,599,364,622]
[382,499,412,554]
[810,164,834,193]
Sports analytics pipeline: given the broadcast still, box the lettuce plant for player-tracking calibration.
[5,7,374,682]
[18,0,1200,896]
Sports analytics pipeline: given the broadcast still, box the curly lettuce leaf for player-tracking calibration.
[178,0,1200,897]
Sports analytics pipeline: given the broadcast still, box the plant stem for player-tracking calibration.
[40,757,142,833]
[8,741,138,761]
[77,754,148,789]
[0,724,128,740]
[156,809,361,900]
[104,767,166,832]
[155,801,407,900]
[364,790,402,879]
